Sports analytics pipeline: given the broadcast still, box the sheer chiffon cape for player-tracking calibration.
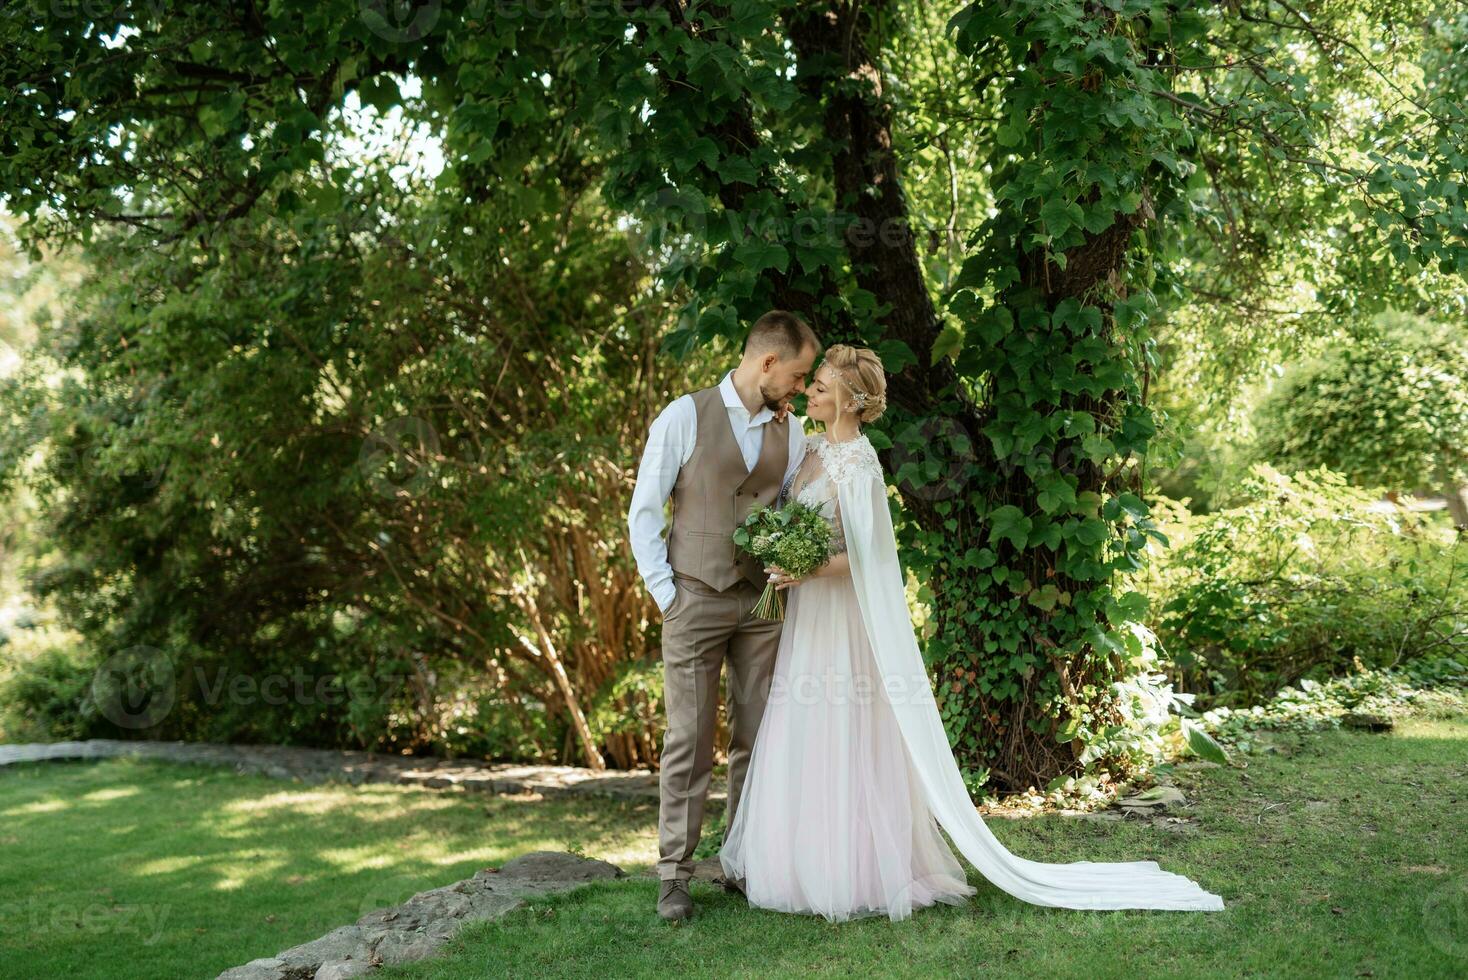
[838,451,1226,912]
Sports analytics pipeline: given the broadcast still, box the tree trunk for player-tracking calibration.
[1442,483,1468,529]
[513,593,607,771]
[784,1,1165,792]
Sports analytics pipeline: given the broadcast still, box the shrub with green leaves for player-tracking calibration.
[1248,311,1468,524]
[1139,463,1467,708]
[1198,652,1467,752]
[0,637,95,743]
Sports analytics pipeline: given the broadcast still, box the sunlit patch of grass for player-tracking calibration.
[0,755,661,979]
[3,704,1462,979]
[2,796,69,816]
[382,707,1467,980]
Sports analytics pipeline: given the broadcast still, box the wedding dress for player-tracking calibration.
[719,431,1225,922]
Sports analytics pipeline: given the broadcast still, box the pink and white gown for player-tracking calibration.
[719,430,1226,922]
[719,431,978,923]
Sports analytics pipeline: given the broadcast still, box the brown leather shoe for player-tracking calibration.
[657,877,693,921]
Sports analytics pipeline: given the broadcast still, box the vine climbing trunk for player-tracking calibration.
[783,1,1073,791]
[614,0,1196,793]
[933,1,1190,791]
[781,0,1191,793]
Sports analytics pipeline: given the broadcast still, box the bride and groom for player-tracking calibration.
[627,310,1226,923]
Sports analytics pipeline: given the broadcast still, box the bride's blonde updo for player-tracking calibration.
[823,344,888,424]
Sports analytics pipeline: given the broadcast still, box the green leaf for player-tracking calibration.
[864,427,892,451]
[718,157,759,185]
[1074,518,1108,546]
[931,324,964,365]
[1027,583,1060,611]
[1181,719,1230,765]
[733,238,789,274]
[875,339,917,373]
[988,505,1032,550]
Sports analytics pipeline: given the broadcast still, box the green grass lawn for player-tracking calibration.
[0,757,659,979]
[3,704,1464,979]
[373,705,1468,980]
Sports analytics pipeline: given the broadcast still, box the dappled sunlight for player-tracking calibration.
[218,785,463,822]
[132,855,209,877]
[583,834,660,872]
[0,752,675,979]
[219,787,378,818]
[2,797,69,817]
[313,844,415,871]
[0,709,1461,977]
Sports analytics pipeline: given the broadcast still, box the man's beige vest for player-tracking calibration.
[666,384,790,591]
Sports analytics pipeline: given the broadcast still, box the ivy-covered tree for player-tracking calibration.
[2,0,1463,790]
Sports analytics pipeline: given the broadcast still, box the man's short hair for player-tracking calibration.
[744,310,820,361]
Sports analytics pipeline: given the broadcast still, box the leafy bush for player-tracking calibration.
[0,632,98,742]
[0,620,571,762]
[1248,311,1468,509]
[0,161,701,767]
[1042,619,1226,804]
[1198,652,1467,752]
[1139,463,1467,708]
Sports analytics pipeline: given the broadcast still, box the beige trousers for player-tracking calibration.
[656,570,782,882]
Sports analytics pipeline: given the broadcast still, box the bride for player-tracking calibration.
[718,344,1226,923]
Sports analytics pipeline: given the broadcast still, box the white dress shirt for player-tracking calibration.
[628,369,808,614]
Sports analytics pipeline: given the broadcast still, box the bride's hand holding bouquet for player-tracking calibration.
[732,500,832,620]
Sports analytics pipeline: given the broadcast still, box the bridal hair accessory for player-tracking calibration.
[832,366,869,408]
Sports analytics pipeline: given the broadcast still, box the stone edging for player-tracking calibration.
[219,851,631,979]
[0,739,727,803]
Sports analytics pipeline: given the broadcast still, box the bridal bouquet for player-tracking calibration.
[732,500,833,620]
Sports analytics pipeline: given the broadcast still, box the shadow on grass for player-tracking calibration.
[0,710,1462,979]
[378,712,1468,979]
[0,756,658,979]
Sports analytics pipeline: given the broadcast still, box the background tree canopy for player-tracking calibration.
[0,1,1463,793]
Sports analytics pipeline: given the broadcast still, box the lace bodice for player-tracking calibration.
[779,432,882,556]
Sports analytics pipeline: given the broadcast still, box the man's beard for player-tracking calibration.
[759,383,788,412]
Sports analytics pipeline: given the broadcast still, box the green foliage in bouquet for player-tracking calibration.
[732,501,834,620]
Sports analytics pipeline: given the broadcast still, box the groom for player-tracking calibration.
[627,310,820,921]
